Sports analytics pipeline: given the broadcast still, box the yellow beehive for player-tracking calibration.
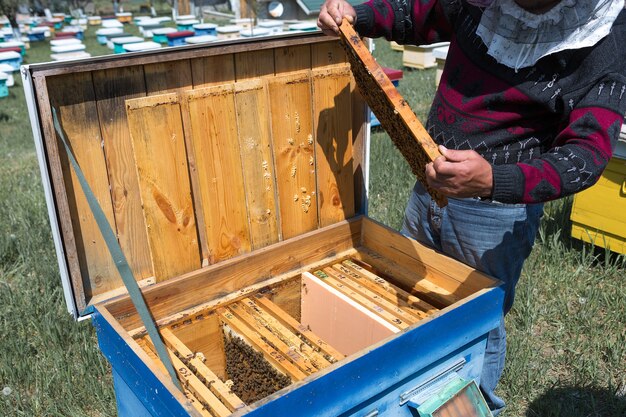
[570,131,626,254]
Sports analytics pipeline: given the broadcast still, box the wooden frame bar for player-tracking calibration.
[218,308,308,381]
[311,269,411,329]
[160,328,245,412]
[238,298,333,370]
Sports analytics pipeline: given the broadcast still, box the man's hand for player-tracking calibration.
[425,146,494,199]
[317,0,356,36]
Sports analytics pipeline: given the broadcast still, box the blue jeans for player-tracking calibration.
[401,181,543,416]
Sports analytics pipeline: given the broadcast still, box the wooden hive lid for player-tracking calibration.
[23,31,369,319]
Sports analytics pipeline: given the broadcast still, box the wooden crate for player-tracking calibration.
[128,242,492,415]
[94,215,499,416]
[390,41,403,52]
[24,32,502,416]
[402,42,450,70]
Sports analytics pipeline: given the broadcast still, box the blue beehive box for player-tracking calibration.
[0,72,8,98]
[176,19,198,31]
[96,27,124,44]
[28,27,48,41]
[0,28,12,41]
[152,27,177,43]
[28,32,46,41]
[192,23,217,36]
[0,41,25,55]
[111,36,144,54]
[0,51,21,70]
[22,32,501,417]
[167,30,194,46]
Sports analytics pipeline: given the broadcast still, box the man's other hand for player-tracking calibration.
[426,145,494,199]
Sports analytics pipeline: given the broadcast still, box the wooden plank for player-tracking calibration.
[142,61,200,261]
[352,252,453,310]
[34,75,87,311]
[218,308,308,381]
[180,95,211,267]
[360,217,497,297]
[311,40,347,68]
[261,278,301,322]
[274,45,311,74]
[137,338,214,417]
[92,65,154,282]
[46,72,121,298]
[167,313,227,379]
[355,248,460,308]
[191,54,236,88]
[350,73,367,215]
[234,79,280,248]
[95,306,197,413]
[301,272,399,356]
[31,33,333,78]
[107,217,362,331]
[136,337,166,371]
[238,298,332,370]
[228,302,316,375]
[312,269,411,329]
[143,62,202,265]
[144,60,193,95]
[126,93,201,281]
[183,391,215,417]
[235,49,274,81]
[267,72,319,239]
[338,260,437,316]
[161,328,245,412]
[253,294,345,362]
[128,247,358,338]
[322,266,421,324]
[184,85,252,264]
[312,65,355,227]
[167,348,231,417]
[338,20,447,206]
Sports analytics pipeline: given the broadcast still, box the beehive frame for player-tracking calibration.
[338,20,448,207]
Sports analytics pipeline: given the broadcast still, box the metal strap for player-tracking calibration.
[52,107,183,391]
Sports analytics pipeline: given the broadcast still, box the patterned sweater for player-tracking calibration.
[354,0,626,204]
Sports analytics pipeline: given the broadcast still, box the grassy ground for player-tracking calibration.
[0,25,624,416]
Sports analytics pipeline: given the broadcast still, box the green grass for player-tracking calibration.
[0,28,624,417]
[0,25,125,417]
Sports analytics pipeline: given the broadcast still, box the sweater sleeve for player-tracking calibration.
[353,0,454,45]
[491,74,626,204]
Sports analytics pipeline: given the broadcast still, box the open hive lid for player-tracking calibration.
[22,31,370,320]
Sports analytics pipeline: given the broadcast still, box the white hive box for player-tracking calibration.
[122,41,162,52]
[402,41,450,69]
[184,35,217,44]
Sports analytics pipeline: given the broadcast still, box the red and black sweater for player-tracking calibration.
[354,0,626,204]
